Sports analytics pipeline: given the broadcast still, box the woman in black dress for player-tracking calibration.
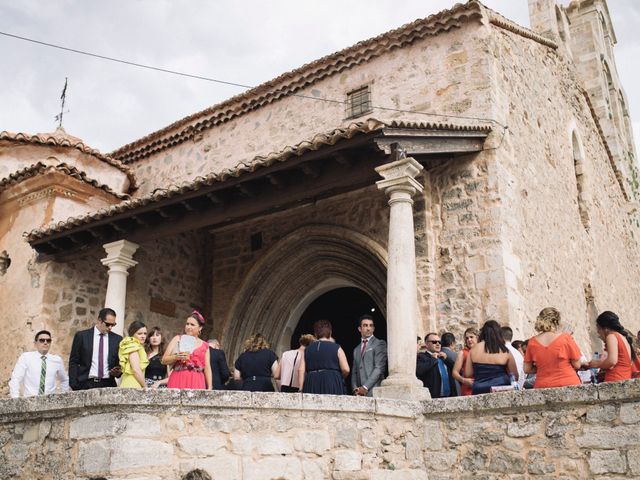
[234,334,280,392]
[144,326,169,388]
[299,320,350,395]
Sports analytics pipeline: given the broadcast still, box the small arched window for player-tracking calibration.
[572,130,590,230]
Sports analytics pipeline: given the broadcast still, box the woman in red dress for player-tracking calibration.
[452,327,478,396]
[589,311,636,382]
[162,311,212,389]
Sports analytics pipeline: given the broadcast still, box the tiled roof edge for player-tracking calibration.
[485,7,559,49]
[26,118,491,242]
[109,1,486,164]
[0,130,138,191]
[0,162,130,200]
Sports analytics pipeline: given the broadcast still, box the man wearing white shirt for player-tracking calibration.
[502,326,525,389]
[9,330,69,398]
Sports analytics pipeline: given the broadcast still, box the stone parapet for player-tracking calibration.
[0,380,639,479]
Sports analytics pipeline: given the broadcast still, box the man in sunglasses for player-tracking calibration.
[69,308,122,390]
[9,330,69,397]
[416,332,457,398]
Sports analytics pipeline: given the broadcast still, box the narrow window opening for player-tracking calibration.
[250,232,263,251]
[345,86,372,119]
[572,131,590,231]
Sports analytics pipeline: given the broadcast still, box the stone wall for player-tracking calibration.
[0,380,638,479]
[125,231,209,339]
[129,21,495,197]
[487,22,640,348]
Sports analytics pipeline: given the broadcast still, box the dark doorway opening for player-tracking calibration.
[291,287,386,368]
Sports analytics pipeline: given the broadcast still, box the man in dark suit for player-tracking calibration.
[207,339,230,390]
[69,307,122,390]
[351,314,387,397]
[416,332,457,398]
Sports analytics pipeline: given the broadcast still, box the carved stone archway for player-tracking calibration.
[223,224,387,359]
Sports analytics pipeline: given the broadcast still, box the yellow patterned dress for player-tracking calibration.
[118,337,149,388]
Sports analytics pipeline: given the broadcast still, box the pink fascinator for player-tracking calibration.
[191,310,206,326]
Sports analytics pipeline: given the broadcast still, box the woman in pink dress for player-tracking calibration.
[162,311,212,389]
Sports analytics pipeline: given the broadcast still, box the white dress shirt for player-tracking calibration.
[89,326,110,379]
[9,351,70,398]
[505,342,525,389]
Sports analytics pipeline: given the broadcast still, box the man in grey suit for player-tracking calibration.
[351,314,387,397]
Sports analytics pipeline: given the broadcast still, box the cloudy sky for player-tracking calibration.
[0,1,638,155]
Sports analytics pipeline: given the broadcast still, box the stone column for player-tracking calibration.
[101,239,139,337]
[374,157,431,400]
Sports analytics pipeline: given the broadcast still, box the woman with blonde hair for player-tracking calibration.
[234,333,280,392]
[452,327,479,396]
[523,307,584,388]
[589,311,637,382]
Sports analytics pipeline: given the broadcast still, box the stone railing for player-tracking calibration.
[0,380,639,479]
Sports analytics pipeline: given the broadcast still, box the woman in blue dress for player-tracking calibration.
[299,320,350,394]
[464,320,518,394]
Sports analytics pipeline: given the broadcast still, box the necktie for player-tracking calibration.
[39,355,47,395]
[437,358,451,397]
[98,333,105,379]
[361,338,368,357]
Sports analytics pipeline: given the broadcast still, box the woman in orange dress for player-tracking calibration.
[452,327,478,396]
[588,311,636,382]
[523,307,584,389]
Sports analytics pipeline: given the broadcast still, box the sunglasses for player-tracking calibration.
[427,340,441,344]
[102,320,116,328]
[38,338,52,344]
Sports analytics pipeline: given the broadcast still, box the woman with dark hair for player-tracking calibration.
[523,307,583,388]
[452,327,479,396]
[464,320,517,394]
[119,321,149,389]
[234,333,280,392]
[144,326,169,388]
[589,311,637,382]
[162,311,212,390]
[299,320,350,395]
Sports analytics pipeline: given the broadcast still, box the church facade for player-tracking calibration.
[0,0,638,393]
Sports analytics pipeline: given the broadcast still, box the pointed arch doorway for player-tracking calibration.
[291,287,386,368]
[223,224,387,361]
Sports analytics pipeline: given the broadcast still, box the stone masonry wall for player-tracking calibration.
[487,23,640,348]
[125,230,209,339]
[129,21,495,197]
[210,187,390,343]
[0,380,638,479]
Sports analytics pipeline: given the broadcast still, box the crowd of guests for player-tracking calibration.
[8,306,640,399]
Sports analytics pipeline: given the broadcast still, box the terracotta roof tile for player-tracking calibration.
[0,128,137,191]
[26,118,491,242]
[0,162,130,200]
[110,1,486,163]
[485,8,558,49]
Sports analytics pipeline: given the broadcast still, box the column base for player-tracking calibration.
[373,375,431,400]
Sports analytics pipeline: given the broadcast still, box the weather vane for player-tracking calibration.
[54,77,68,129]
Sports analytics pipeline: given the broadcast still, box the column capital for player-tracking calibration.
[375,157,424,195]
[101,239,139,270]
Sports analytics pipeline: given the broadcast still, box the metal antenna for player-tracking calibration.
[54,77,68,128]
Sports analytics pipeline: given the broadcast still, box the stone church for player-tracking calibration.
[1,0,638,389]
